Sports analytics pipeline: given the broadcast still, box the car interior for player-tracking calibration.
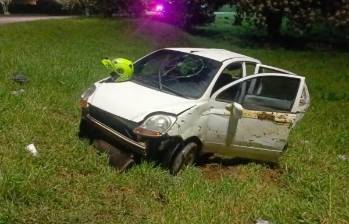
[216,75,301,113]
[211,63,242,95]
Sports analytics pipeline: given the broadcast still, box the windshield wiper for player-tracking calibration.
[161,84,190,99]
[133,75,158,86]
[134,76,189,98]
[158,64,164,90]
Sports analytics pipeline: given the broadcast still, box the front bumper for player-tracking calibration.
[82,113,147,157]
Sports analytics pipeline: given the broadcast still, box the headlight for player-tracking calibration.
[80,85,96,108]
[133,114,177,137]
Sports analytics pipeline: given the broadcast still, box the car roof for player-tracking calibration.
[165,48,260,63]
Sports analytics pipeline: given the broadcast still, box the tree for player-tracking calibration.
[322,0,349,28]
[150,0,226,29]
[232,0,349,37]
[101,0,226,28]
[101,0,146,17]
[0,0,12,15]
[58,0,98,16]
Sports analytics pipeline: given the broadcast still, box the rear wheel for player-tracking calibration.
[170,142,199,175]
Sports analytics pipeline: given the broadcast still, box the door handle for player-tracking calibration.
[225,104,233,111]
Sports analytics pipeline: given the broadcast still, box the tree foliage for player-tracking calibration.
[233,0,349,36]
[161,0,226,28]
[323,0,349,27]
[58,0,98,16]
[102,0,146,17]
[102,0,226,28]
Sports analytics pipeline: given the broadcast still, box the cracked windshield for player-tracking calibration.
[132,50,222,99]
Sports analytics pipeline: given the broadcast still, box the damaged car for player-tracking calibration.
[79,48,310,174]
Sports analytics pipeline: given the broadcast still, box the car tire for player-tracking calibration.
[170,142,199,175]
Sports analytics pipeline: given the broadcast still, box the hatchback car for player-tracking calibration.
[79,48,310,174]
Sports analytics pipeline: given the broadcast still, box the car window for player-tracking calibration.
[245,62,256,76]
[216,80,251,103]
[216,76,300,112]
[133,50,222,99]
[211,62,242,96]
[257,65,289,74]
[223,63,243,79]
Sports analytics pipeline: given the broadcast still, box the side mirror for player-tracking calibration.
[226,102,243,118]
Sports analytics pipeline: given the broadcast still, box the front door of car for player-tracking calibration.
[204,73,306,161]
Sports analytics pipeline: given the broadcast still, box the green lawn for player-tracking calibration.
[0,18,348,224]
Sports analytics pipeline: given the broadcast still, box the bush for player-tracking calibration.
[36,0,68,14]
[233,0,349,37]
[101,0,225,29]
[58,0,98,16]
[159,0,226,29]
[101,0,146,17]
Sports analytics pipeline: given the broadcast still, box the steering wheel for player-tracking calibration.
[160,62,179,78]
[160,58,206,81]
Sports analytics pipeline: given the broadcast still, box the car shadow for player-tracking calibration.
[196,155,279,169]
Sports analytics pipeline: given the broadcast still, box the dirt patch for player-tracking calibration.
[198,157,282,185]
[199,163,249,181]
[260,168,283,185]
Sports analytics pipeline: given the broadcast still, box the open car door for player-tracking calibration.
[255,64,296,75]
[205,73,309,162]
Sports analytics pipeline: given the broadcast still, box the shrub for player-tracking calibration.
[161,0,226,29]
[233,0,349,37]
[58,0,98,16]
[101,0,146,17]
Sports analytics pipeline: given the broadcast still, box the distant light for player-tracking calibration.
[155,4,164,12]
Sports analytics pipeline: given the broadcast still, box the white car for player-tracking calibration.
[79,48,310,174]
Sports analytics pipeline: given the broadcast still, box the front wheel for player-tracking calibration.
[170,142,199,175]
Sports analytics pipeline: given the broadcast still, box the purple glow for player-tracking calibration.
[155,4,164,12]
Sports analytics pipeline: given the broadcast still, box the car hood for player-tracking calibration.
[89,81,197,123]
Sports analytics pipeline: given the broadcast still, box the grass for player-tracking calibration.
[0,17,349,223]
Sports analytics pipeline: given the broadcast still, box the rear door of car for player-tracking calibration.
[255,64,296,75]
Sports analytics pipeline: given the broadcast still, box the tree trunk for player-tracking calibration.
[2,3,10,15]
[233,13,243,26]
[265,11,283,39]
[102,0,112,17]
[84,7,90,16]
